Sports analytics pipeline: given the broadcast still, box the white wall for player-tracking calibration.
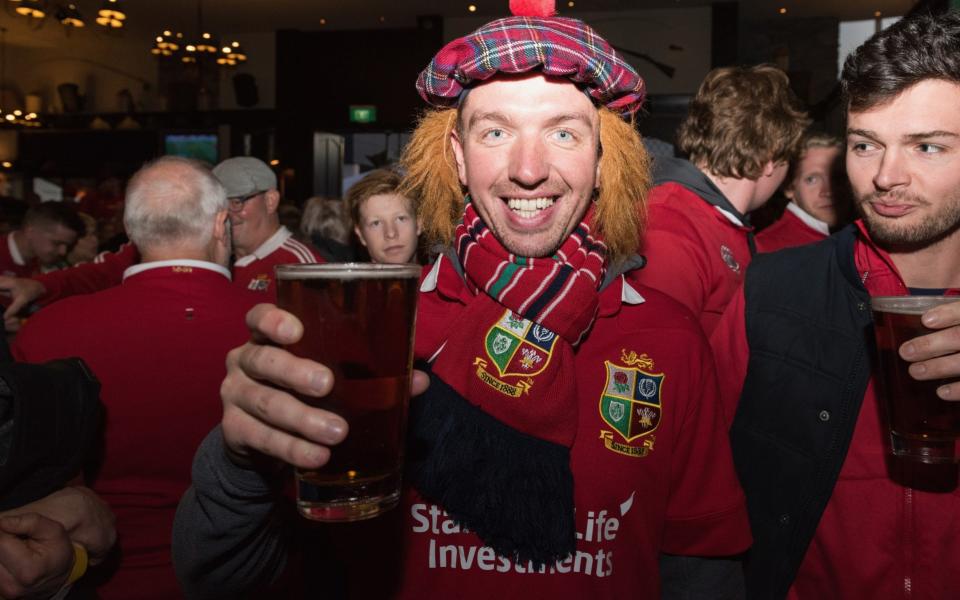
[837,17,901,76]
[3,23,159,113]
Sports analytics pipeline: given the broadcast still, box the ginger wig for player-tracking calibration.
[398,106,649,263]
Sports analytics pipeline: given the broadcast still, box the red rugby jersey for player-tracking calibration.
[0,233,38,278]
[312,257,752,598]
[232,227,324,297]
[756,203,828,253]
[636,182,753,336]
[13,260,257,600]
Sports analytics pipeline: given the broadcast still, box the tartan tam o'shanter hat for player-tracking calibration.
[415,0,646,116]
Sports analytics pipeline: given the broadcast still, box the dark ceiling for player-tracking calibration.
[2,0,919,38]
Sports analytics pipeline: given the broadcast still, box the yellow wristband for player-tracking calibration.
[66,543,88,586]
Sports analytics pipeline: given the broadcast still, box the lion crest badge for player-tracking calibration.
[473,309,558,397]
[598,349,665,457]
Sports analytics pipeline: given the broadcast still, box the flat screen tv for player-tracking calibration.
[163,133,218,165]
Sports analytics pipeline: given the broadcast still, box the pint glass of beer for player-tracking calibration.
[872,296,960,464]
[275,263,420,521]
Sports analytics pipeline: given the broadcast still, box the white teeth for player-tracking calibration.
[506,197,554,217]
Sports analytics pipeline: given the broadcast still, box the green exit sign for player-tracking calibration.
[349,105,377,123]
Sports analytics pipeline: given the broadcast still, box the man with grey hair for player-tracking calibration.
[10,156,258,600]
[0,157,323,319]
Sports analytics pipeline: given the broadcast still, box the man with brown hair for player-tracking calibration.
[638,65,810,334]
[712,10,960,599]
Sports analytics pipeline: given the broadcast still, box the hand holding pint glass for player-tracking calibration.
[275,263,420,521]
[872,296,960,464]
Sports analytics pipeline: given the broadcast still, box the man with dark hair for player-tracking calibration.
[712,10,960,599]
[171,3,751,598]
[0,203,84,278]
[638,65,810,334]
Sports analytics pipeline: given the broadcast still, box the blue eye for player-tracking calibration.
[917,143,943,154]
[554,130,574,142]
[484,129,505,140]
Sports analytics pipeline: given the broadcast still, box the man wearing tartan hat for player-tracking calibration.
[173,1,751,596]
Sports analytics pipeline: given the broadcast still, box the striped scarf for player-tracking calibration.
[455,201,607,345]
[408,201,607,566]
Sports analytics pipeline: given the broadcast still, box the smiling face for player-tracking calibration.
[355,193,421,264]
[450,74,601,258]
[847,79,960,247]
[228,189,280,256]
[786,145,844,226]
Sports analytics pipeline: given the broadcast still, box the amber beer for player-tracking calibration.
[276,263,420,521]
[872,296,960,464]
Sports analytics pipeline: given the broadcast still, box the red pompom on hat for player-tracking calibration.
[509,0,556,17]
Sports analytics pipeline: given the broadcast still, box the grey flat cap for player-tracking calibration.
[213,156,277,198]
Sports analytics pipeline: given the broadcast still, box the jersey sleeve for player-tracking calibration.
[636,218,712,320]
[708,287,750,426]
[661,327,752,557]
[34,243,138,304]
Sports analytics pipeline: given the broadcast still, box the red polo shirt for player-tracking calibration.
[231,226,324,296]
[13,260,257,600]
[33,227,324,305]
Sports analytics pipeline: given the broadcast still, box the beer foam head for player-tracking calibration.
[275,262,421,280]
[870,295,960,315]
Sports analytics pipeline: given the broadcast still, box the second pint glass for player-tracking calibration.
[872,295,960,464]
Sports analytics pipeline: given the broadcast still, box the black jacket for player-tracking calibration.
[730,225,874,599]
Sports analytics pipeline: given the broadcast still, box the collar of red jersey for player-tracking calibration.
[122,259,231,281]
[233,226,292,268]
[419,254,645,305]
[7,233,25,266]
[713,205,749,228]
[785,201,829,236]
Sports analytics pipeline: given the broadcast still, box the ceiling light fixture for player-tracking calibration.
[96,0,125,28]
[14,0,46,19]
[778,7,787,14]
[57,3,85,27]
[153,0,248,69]
[468,4,476,12]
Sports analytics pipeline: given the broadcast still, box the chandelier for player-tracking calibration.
[6,0,126,29]
[150,0,247,68]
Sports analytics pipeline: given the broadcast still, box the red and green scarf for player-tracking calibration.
[408,201,606,566]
